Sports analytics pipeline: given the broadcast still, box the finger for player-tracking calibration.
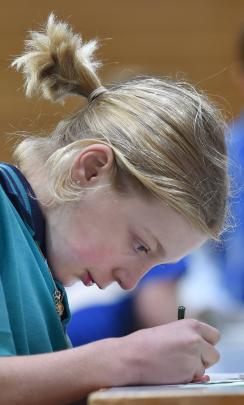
[201,340,220,368]
[193,365,205,381]
[192,374,210,383]
[197,322,221,345]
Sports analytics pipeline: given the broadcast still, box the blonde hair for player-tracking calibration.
[12,14,228,239]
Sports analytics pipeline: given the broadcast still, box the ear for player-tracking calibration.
[71,144,114,186]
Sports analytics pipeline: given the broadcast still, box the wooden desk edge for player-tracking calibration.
[88,387,244,405]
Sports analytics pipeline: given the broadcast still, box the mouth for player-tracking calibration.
[82,271,95,287]
[81,271,113,290]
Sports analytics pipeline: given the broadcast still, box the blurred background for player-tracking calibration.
[1,0,244,160]
[1,0,244,374]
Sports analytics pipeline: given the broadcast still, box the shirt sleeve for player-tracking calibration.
[0,275,16,355]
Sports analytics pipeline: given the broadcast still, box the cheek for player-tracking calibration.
[74,242,111,266]
[80,239,130,270]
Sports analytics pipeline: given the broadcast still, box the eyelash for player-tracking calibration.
[134,242,150,255]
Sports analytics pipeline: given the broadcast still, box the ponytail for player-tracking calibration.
[12,13,103,102]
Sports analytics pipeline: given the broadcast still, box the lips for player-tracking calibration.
[83,272,94,287]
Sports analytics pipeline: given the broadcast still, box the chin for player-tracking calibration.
[63,279,77,287]
[53,270,76,287]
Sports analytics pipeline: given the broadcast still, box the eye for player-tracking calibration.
[134,242,150,255]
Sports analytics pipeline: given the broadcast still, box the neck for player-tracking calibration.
[20,164,51,217]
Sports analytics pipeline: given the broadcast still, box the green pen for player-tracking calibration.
[178,305,185,320]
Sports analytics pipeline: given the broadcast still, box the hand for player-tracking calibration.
[192,374,210,383]
[124,318,220,385]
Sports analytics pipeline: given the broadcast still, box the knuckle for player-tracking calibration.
[187,318,201,331]
[190,334,202,347]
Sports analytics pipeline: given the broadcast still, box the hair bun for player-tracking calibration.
[12,13,102,102]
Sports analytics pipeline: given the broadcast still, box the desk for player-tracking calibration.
[88,374,244,405]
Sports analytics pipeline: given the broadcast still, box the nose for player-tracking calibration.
[112,255,156,290]
[115,267,145,290]
[117,277,138,290]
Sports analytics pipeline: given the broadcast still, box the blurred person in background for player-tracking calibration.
[217,25,244,305]
[67,260,186,346]
[197,25,244,312]
[178,26,244,372]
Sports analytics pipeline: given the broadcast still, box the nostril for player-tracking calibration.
[114,277,127,290]
[116,279,135,290]
[113,271,138,290]
[115,278,124,288]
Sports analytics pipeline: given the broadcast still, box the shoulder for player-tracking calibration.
[0,184,15,218]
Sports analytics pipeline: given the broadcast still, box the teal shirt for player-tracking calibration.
[0,180,71,355]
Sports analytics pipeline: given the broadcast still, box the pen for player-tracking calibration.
[178,305,185,320]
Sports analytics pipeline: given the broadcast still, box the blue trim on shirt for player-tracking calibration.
[0,162,70,323]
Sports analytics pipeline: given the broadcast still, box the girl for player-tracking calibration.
[0,14,227,404]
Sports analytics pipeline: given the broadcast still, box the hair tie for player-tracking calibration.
[88,86,108,102]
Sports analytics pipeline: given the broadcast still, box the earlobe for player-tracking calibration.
[71,144,114,186]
